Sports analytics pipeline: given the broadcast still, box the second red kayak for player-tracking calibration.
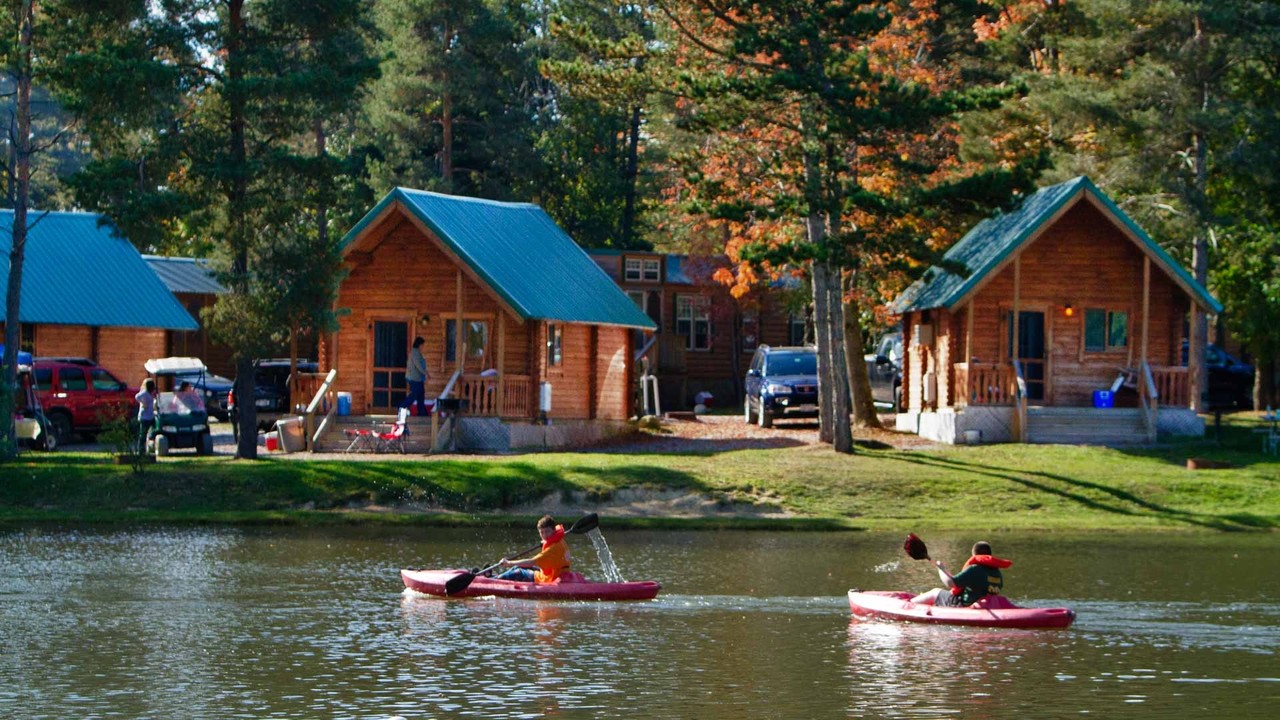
[402,569,662,601]
[848,590,1075,629]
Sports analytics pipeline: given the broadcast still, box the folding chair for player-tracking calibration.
[343,427,376,453]
[375,408,410,453]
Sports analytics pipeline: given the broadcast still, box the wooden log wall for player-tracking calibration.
[23,323,165,386]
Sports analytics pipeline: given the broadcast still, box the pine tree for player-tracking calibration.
[365,0,540,198]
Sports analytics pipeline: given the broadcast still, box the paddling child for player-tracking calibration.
[911,541,1012,607]
[495,515,572,583]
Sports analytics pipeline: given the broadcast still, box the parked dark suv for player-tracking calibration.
[229,358,319,440]
[744,345,819,428]
[1182,341,1255,409]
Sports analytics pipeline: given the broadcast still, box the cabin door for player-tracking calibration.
[371,320,409,412]
[1006,310,1046,402]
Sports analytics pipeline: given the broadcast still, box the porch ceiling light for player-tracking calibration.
[1063,303,1075,317]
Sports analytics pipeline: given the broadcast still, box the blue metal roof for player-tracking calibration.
[343,189,657,330]
[144,255,226,295]
[893,176,1222,315]
[1,210,198,330]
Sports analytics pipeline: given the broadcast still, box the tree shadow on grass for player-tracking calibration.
[308,460,715,514]
[884,452,1275,531]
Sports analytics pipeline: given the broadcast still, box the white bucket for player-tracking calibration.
[963,429,982,445]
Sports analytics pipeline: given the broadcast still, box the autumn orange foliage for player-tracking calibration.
[657,0,994,318]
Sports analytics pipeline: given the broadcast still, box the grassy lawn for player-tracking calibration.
[2,415,1276,532]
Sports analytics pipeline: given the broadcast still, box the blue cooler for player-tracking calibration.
[337,392,352,416]
[1092,390,1114,408]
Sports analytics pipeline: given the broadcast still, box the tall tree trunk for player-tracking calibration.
[1189,132,1210,411]
[822,259,853,452]
[621,103,642,248]
[843,277,881,429]
[441,88,453,188]
[2,1,34,458]
[801,128,853,452]
[228,0,257,459]
[440,23,454,190]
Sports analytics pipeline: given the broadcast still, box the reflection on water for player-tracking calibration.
[1,526,1276,719]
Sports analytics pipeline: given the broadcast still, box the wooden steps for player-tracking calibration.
[1025,407,1148,445]
[310,414,438,454]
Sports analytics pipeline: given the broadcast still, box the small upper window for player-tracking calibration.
[624,257,660,282]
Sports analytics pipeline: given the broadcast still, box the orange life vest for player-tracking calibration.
[532,525,571,583]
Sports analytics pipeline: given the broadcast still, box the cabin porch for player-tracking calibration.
[291,370,627,453]
[896,361,1204,445]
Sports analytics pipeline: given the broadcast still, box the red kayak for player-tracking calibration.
[401,569,662,601]
[848,590,1075,629]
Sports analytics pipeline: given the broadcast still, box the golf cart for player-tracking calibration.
[144,357,215,456]
[3,345,56,451]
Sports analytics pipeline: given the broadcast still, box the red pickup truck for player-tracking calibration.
[33,359,137,444]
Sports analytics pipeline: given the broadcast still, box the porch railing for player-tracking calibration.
[301,369,337,451]
[1150,366,1189,408]
[457,373,532,418]
[955,362,1017,406]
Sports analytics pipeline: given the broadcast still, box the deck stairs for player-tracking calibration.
[1024,407,1148,445]
[310,414,439,454]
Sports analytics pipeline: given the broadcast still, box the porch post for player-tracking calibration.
[965,300,974,364]
[455,270,465,375]
[1012,257,1021,367]
[1141,257,1150,365]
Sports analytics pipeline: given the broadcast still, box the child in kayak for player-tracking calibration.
[911,541,1012,607]
[495,515,572,583]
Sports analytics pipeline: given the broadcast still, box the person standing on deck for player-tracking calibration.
[402,336,429,416]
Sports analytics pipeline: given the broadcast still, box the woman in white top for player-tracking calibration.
[135,378,157,452]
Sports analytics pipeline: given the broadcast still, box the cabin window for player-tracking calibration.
[741,311,759,353]
[624,257,660,282]
[20,323,35,352]
[1084,308,1128,352]
[445,319,490,364]
[676,295,711,351]
[788,313,807,346]
[547,324,563,366]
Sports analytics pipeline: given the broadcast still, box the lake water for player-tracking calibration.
[1,525,1276,719]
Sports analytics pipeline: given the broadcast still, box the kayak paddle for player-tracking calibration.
[903,532,956,586]
[443,513,600,596]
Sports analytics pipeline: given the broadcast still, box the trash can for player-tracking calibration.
[276,416,305,453]
[1092,390,1114,408]
[337,392,352,416]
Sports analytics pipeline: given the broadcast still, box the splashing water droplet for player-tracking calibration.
[586,528,625,583]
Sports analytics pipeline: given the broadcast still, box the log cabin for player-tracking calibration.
[588,249,805,412]
[891,176,1221,445]
[315,188,656,452]
[0,210,198,386]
